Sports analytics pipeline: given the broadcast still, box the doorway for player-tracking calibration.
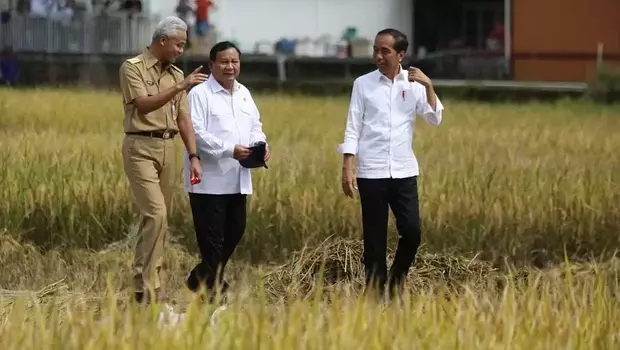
[413,0,504,53]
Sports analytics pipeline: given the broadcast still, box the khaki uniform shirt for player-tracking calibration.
[119,47,188,133]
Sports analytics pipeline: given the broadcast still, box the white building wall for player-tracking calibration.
[144,0,413,54]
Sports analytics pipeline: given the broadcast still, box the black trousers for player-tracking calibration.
[186,193,247,295]
[357,176,422,297]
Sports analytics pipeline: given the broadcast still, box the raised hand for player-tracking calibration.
[408,67,432,87]
[179,65,209,90]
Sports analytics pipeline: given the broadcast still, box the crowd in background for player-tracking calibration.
[0,0,144,20]
[0,1,213,32]
[175,0,215,51]
[0,1,215,53]
[0,0,506,84]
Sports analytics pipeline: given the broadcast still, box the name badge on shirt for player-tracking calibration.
[172,104,177,121]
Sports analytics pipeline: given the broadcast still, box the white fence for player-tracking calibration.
[0,14,159,54]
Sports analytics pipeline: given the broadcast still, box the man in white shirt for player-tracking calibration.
[183,41,270,302]
[337,28,444,301]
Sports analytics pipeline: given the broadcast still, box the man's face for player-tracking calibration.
[209,47,240,85]
[159,30,187,63]
[373,34,404,75]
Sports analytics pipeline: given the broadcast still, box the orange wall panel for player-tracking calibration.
[513,0,620,53]
[515,60,600,82]
[512,0,620,81]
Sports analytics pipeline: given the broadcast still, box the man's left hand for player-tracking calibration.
[408,67,432,87]
[264,145,271,162]
[190,158,202,184]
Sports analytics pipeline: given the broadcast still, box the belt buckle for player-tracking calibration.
[162,131,170,139]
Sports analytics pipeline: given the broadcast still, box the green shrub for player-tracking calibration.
[587,65,620,103]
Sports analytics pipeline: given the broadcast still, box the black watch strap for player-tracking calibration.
[189,153,200,160]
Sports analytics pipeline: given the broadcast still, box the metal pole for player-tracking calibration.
[504,0,512,77]
[597,42,604,70]
[411,0,415,57]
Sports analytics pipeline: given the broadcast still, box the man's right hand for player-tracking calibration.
[178,65,209,90]
[233,144,252,160]
[342,164,357,198]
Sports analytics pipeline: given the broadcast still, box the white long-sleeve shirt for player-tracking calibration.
[337,68,444,179]
[183,75,267,195]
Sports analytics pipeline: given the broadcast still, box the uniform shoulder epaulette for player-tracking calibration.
[127,56,142,64]
[170,64,184,75]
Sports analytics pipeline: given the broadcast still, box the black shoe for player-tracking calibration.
[186,271,201,293]
[186,266,213,293]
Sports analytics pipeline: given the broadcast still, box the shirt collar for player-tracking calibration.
[208,74,240,93]
[376,65,407,82]
[142,47,160,69]
[142,47,178,74]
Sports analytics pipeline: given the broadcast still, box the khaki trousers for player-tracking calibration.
[122,134,177,294]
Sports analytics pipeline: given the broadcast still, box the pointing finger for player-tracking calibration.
[192,65,204,74]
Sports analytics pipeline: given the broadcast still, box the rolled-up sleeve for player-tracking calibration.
[337,79,364,155]
[189,88,235,159]
[119,61,147,104]
[415,83,444,126]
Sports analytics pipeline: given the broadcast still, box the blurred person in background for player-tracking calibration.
[176,0,194,50]
[118,16,207,305]
[1,0,11,24]
[49,0,74,26]
[176,0,193,25]
[121,0,141,18]
[487,21,505,51]
[338,28,444,302]
[0,46,19,86]
[194,0,215,52]
[16,0,29,14]
[29,0,51,17]
[183,41,270,304]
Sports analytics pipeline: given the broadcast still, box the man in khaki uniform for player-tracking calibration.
[119,16,208,304]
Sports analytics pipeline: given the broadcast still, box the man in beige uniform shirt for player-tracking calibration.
[119,16,208,304]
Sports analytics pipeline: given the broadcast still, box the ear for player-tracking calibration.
[208,61,213,70]
[398,50,405,62]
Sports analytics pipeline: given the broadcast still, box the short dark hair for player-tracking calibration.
[209,41,242,61]
[376,28,408,53]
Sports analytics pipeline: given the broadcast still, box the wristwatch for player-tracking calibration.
[189,153,200,161]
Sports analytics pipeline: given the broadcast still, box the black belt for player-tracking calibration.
[125,130,177,139]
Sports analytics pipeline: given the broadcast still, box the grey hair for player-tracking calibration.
[151,16,188,41]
